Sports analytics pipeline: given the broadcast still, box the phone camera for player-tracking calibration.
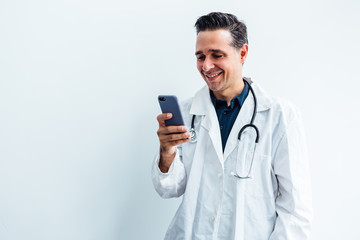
[159,97,166,101]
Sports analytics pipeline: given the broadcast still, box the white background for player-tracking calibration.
[0,0,359,239]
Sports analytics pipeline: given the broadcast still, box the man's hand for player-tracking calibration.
[156,113,191,173]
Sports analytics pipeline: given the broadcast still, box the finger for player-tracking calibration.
[158,125,188,135]
[157,113,173,127]
[164,137,191,148]
[159,132,191,143]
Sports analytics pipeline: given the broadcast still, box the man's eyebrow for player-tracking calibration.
[195,49,225,55]
[195,50,203,55]
[209,49,224,53]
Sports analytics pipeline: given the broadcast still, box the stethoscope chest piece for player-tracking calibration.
[189,128,198,143]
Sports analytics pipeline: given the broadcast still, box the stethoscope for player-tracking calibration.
[189,82,259,179]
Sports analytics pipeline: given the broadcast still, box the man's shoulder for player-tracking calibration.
[179,85,208,112]
[179,97,193,111]
[252,81,299,114]
[269,96,304,132]
[253,81,302,126]
[271,97,299,114]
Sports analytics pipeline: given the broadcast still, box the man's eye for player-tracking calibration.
[213,55,223,58]
[197,56,205,60]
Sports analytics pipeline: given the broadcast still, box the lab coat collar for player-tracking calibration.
[189,77,273,115]
[243,77,273,112]
[189,85,223,164]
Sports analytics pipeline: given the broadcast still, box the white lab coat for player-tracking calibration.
[152,79,312,240]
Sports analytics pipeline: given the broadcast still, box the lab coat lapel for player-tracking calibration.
[223,89,254,161]
[223,79,272,161]
[190,86,224,165]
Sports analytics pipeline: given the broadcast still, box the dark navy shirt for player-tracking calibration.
[210,81,249,151]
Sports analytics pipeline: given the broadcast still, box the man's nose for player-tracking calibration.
[202,58,214,72]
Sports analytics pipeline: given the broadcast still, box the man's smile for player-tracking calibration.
[203,71,223,81]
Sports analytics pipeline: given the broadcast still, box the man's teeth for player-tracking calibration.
[207,72,222,78]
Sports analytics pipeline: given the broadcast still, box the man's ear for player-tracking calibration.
[240,44,249,64]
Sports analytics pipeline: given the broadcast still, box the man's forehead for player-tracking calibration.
[195,30,233,53]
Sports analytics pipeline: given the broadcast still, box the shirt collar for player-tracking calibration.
[209,81,249,109]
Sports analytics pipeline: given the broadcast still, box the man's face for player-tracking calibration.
[195,29,248,97]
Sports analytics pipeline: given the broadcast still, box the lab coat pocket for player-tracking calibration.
[243,153,274,198]
[234,130,257,179]
[235,130,274,198]
[242,153,276,224]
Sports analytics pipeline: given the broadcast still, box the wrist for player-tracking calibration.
[159,160,170,173]
[159,147,176,173]
[160,145,176,156]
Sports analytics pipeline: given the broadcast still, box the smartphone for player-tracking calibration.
[158,95,185,126]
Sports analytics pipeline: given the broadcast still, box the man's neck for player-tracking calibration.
[212,79,245,106]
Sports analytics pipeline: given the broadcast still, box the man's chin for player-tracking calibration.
[207,84,224,92]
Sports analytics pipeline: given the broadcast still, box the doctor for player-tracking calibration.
[152,12,312,239]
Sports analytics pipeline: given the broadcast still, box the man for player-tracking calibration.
[152,12,312,239]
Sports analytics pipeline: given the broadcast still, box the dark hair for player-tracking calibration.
[194,12,248,50]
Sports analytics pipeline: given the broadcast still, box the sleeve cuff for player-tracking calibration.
[153,148,181,176]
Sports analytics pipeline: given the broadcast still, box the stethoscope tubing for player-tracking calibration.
[237,83,259,142]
